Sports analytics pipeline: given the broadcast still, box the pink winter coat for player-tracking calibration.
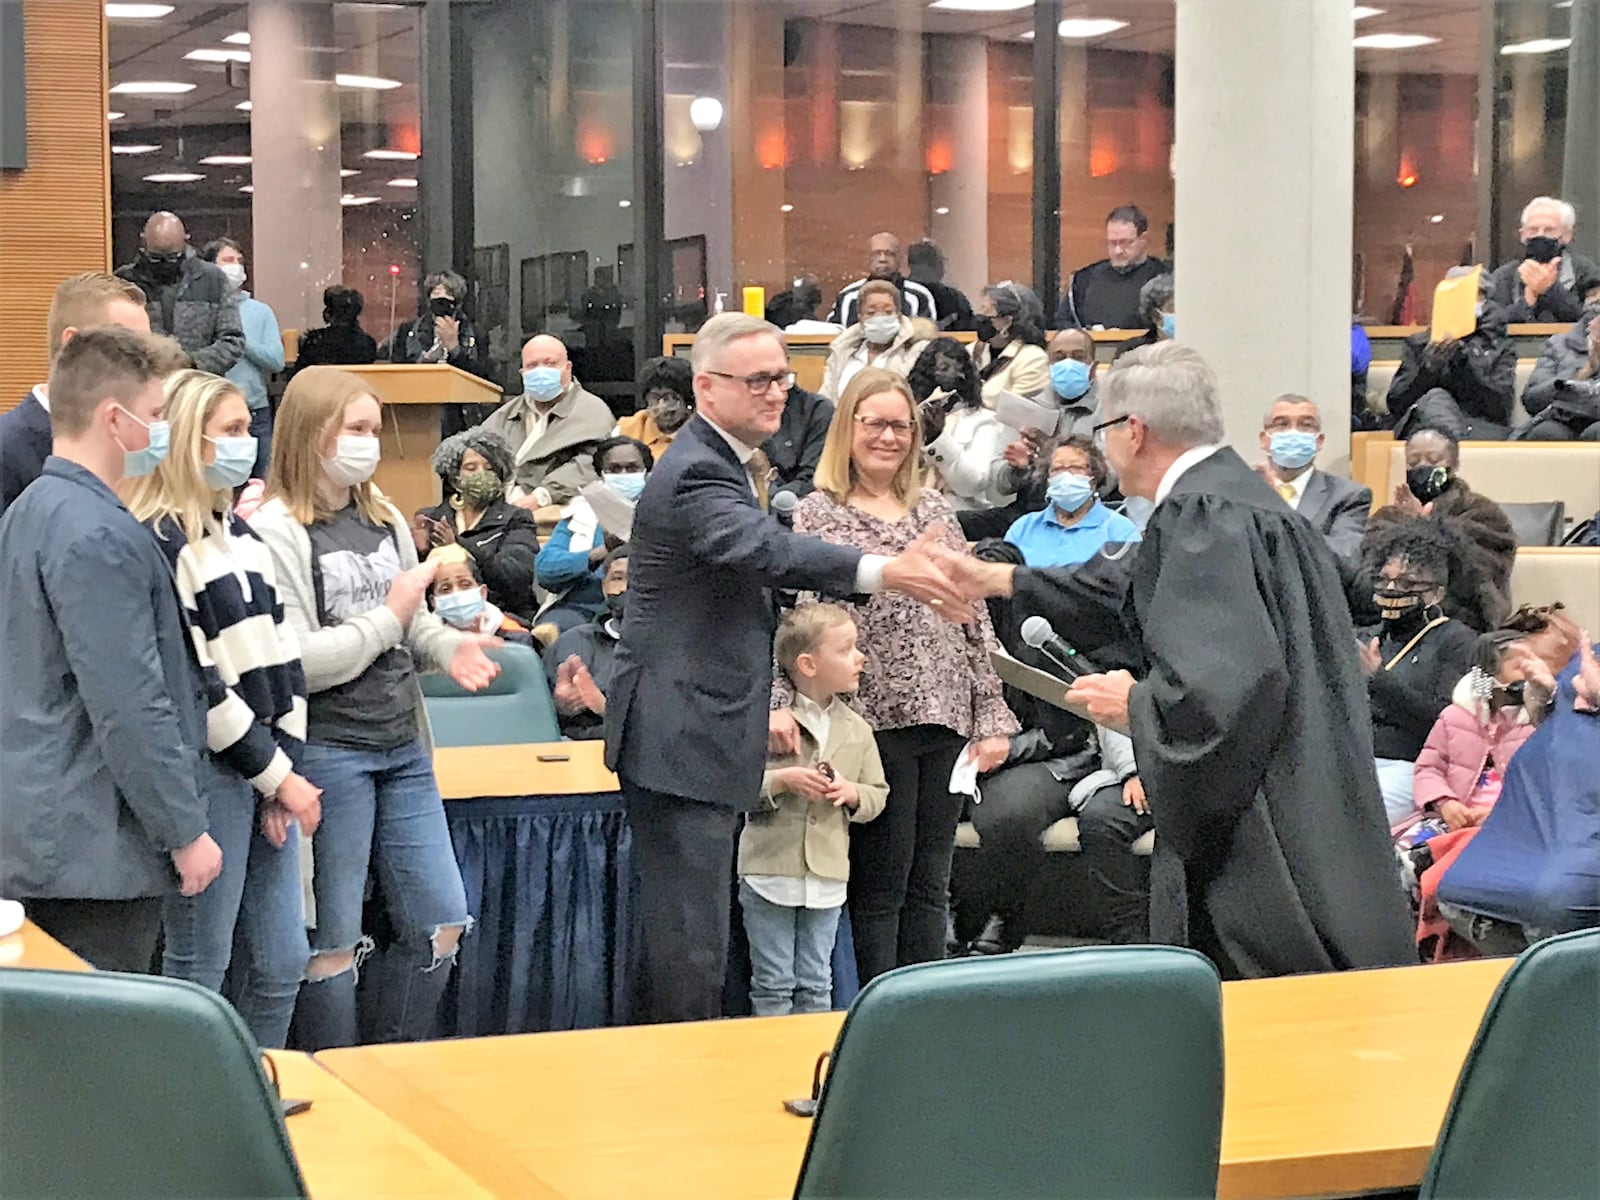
[1399,673,1537,838]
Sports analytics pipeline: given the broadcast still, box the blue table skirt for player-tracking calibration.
[443,791,860,1037]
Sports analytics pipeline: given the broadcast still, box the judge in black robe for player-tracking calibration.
[942,344,1416,978]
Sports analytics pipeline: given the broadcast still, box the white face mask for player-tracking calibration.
[322,435,381,486]
[218,262,246,289]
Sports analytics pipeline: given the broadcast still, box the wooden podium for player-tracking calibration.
[335,364,505,518]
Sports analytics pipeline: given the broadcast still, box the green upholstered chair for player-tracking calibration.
[420,643,561,746]
[794,947,1224,1200]
[0,968,307,1198]
[1419,927,1600,1199]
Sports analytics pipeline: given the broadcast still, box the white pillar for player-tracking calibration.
[928,35,988,297]
[249,0,343,335]
[1175,0,1354,468]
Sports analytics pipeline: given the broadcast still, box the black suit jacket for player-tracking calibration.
[0,392,52,517]
[1295,469,1371,570]
[604,416,863,808]
[763,387,834,499]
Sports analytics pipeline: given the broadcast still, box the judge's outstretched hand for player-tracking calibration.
[882,526,972,622]
[1067,670,1136,735]
[924,542,1017,602]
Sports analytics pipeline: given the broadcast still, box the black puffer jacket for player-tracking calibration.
[1522,312,1599,417]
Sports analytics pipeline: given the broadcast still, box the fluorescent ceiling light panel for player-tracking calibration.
[184,48,251,63]
[1501,37,1572,55]
[143,172,206,182]
[111,81,196,95]
[1353,32,1440,49]
[199,154,252,165]
[236,100,253,111]
[107,111,126,120]
[336,73,403,90]
[223,31,251,44]
[341,168,361,177]
[1351,6,1384,18]
[106,3,175,18]
[111,143,162,155]
[928,0,1031,10]
[363,148,417,161]
[387,178,418,187]
[240,185,255,193]
[340,194,380,206]
[1057,17,1128,38]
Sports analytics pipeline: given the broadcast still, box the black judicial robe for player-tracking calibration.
[1013,448,1415,978]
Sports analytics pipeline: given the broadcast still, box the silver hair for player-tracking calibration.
[1521,195,1577,232]
[1263,393,1321,429]
[431,427,516,484]
[690,312,785,374]
[1101,341,1226,447]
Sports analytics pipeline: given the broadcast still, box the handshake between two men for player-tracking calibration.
[879,528,1137,735]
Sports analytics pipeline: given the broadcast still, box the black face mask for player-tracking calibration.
[1406,464,1452,504]
[141,249,184,285]
[1497,681,1527,705]
[974,316,999,344]
[1374,585,1434,623]
[1522,236,1563,264]
[604,590,627,620]
[429,296,457,319]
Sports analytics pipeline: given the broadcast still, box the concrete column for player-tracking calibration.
[249,0,343,335]
[928,35,987,297]
[1174,0,1353,468]
[1563,0,1600,260]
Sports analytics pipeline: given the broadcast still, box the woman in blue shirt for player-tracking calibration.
[1002,435,1140,568]
[534,436,653,631]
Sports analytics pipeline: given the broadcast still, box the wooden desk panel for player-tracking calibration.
[317,958,1511,1200]
[266,1050,537,1199]
[433,739,618,800]
[0,918,91,972]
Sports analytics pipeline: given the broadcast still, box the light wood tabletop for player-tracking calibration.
[433,739,618,800]
[266,1050,540,1199]
[0,918,92,972]
[316,956,1512,1200]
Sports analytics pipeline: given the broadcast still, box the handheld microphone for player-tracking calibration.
[1020,615,1095,680]
[771,489,799,525]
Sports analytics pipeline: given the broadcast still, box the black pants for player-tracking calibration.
[623,780,741,1024]
[1520,416,1600,441]
[850,724,968,985]
[23,897,164,973]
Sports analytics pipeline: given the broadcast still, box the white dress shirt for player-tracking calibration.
[1152,444,1224,506]
[29,385,49,414]
[1277,465,1313,511]
[743,691,848,911]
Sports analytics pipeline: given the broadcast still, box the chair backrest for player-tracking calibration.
[1382,442,1600,515]
[794,947,1223,1200]
[1500,500,1567,546]
[420,643,561,746]
[0,968,307,1198]
[1510,547,1600,633]
[1420,928,1600,1199]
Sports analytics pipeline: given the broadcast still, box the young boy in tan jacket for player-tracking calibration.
[740,604,887,1015]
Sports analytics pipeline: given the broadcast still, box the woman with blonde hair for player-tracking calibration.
[771,367,1018,985]
[249,365,499,1048]
[125,368,320,1049]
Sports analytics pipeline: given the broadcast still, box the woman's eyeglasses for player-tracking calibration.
[706,369,797,396]
[854,415,915,441]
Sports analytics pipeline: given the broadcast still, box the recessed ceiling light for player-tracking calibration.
[1353,32,1440,49]
[934,206,951,215]
[236,100,253,112]
[336,74,403,91]
[222,31,251,45]
[143,172,206,183]
[199,154,252,165]
[363,148,418,161]
[105,3,175,18]
[240,185,255,194]
[111,143,162,155]
[1351,6,1384,18]
[779,203,794,213]
[1057,17,1128,38]
[340,194,380,206]
[110,81,196,95]
[928,0,1031,10]
[387,178,418,188]
[618,199,632,208]
[184,48,251,63]
[1501,37,1572,55]
[107,111,126,120]
[1428,213,1445,223]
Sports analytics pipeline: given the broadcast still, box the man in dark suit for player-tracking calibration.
[763,384,833,503]
[605,312,968,1024]
[1254,394,1372,571]
[0,272,150,516]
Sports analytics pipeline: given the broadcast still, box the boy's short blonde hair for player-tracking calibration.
[774,602,854,680]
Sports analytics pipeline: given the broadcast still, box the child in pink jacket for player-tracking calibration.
[1397,631,1540,846]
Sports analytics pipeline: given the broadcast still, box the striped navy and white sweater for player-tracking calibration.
[149,510,308,797]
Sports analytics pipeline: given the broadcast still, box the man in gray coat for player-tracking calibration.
[1254,394,1372,570]
[0,326,221,971]
[115,210,244,376]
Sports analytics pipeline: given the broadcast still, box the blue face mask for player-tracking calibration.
[1160,312,1177,340]
[1050,358,1092,401]
[603,471,647,501]
[1046,471,1095,513]
[204,435,259,489]
[523,366,565,402]
[114,405,170,478]
[434,589,484,629]
[1268,430,1319,471]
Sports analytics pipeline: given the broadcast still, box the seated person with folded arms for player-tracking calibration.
[1520,305,1600,441]
[427,544,533,646]
[1004,436,1140,568]
[739,604,886,1016]
[534,436,651,632]
[545,545,630,739]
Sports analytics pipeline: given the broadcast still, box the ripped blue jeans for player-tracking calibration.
[293,738,470,1049]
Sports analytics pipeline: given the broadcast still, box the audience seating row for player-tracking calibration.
[1364,357,1540,422]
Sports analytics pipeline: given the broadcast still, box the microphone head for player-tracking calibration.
[771,489,798,516]
[1020,614,1054,649]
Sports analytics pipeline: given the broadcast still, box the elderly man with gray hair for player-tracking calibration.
[936,341,1415,979]
[1486,195,1600,324]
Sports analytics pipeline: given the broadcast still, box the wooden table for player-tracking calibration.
[433,739,617,800]
[0,918,91,972]
[266,1051,516,1199]
[317,957,1511,1200]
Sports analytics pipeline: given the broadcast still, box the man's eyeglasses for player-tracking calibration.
[706,369,796,396]
[854,415,915,441]
[1090,413,1131,449]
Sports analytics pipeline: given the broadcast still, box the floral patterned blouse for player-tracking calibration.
[782,487,1019,742]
